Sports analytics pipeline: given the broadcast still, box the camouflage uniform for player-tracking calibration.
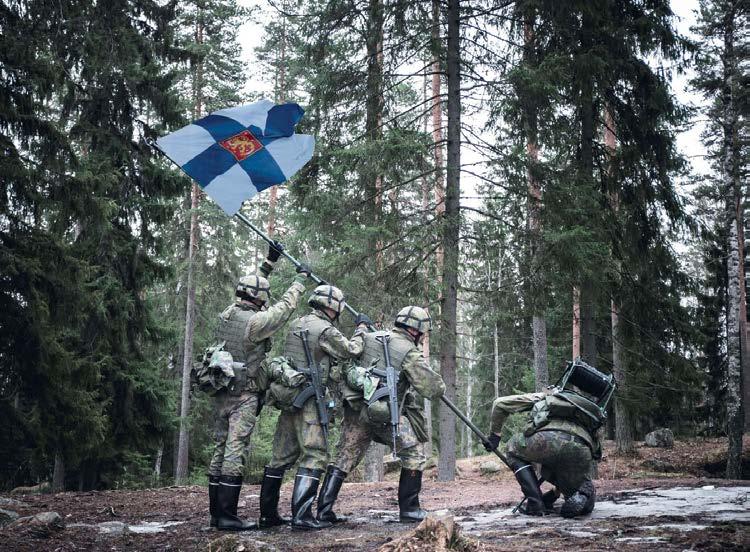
[209,273,307,478]
[490,390,599,500]
[316,316,444,525]
[333,328,446,473]
[268,310,365,471]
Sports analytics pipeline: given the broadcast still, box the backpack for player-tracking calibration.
[191,342,239,396]
[529,390,606,434]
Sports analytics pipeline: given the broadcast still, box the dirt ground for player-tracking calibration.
[1,437,748,551]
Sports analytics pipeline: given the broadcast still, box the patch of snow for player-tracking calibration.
[640,523,708,532]
[615,536,668,544]
[567,530,598,538]
[457,486,750,536]
[128,520,185,534]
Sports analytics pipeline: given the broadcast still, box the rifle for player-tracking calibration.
[367,334,400,460]
[291,329,329,448]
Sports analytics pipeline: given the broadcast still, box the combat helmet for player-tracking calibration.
[308,284,346,317]
[235,274,271,305]
[394,306,432,334]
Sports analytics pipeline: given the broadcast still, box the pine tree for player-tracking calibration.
[1,0,185,489]
[692,0,749,478]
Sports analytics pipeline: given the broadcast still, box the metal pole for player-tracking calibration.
[233,211,362,319]
[439,395,510,468]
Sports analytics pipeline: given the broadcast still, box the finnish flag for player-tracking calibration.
[156,99,315,215]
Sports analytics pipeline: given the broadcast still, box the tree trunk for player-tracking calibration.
[363,443,386,482]
[522,16,548,392]
[52,450,65,493]
[465,345,473,457]
[605,106,634,453]
[578,10,597,368]
[422,318,434,460]
[493,323,500,396]
[153,441,164,482]
[267,4,288,237]
[421,64,435,462]
[612,300,633,452]
[175,11,204,484]
[493,247,503,396]
[437,0,460,482]
[532,318,548,390]
[432,0,445,273]
[175,182,200,484]
[722,4,743,479]
[740,215,750,432]
[572,286,581,359]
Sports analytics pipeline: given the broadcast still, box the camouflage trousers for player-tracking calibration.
[209,391,259,478]
[268,397,328,471]
[332,405,426,473]
[507,430,594,497]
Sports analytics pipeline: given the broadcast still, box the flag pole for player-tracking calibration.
[233,211,362,319]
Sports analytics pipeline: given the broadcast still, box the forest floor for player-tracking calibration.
[1,437,749,551]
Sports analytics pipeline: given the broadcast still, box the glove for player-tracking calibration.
[267,240,284,262]
[355,313,373,328]
[296,263,312,277]
[483,433,501,452]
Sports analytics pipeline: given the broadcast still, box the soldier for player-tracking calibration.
[484,360,614,518]
[208,242,312,531]
[259,284,369,531]
[317,306,446,525]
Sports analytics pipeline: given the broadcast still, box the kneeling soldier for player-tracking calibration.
[261,285,368,531]
[319,306,446,524]
[208,243,311,531]
[485,359,615,518]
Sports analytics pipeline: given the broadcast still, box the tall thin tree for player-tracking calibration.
[437,0,461,481]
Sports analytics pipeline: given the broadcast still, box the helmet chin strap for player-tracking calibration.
[407,328,422,345]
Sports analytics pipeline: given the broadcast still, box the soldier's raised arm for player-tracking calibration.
[245,263,312,344]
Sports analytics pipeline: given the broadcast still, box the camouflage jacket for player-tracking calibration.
[490,390,599,453]
[242,274,308,346]
[284,310,366,385]
[344,327,446,402]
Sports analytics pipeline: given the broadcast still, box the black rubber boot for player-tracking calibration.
[510,461,546,516]
[217,475,257,531]
[291,467,332,530]
[316,465,348,523]
[259,467,289,529]
[541,488,560,511]
[398,469,427,523]
[209,474,220,527]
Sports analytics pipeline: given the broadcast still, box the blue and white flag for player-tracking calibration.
[156,99,314,215]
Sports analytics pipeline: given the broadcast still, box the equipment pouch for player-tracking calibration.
[264,356,308,412]
[268,381,303,411]
[192,342,234,395]
[227,364,248,396]
[366,400,391,424]
[340,379,366,412]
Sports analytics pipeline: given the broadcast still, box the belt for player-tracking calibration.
[539,430,590,448]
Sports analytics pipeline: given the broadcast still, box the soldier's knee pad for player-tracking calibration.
[560,481,596,518]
